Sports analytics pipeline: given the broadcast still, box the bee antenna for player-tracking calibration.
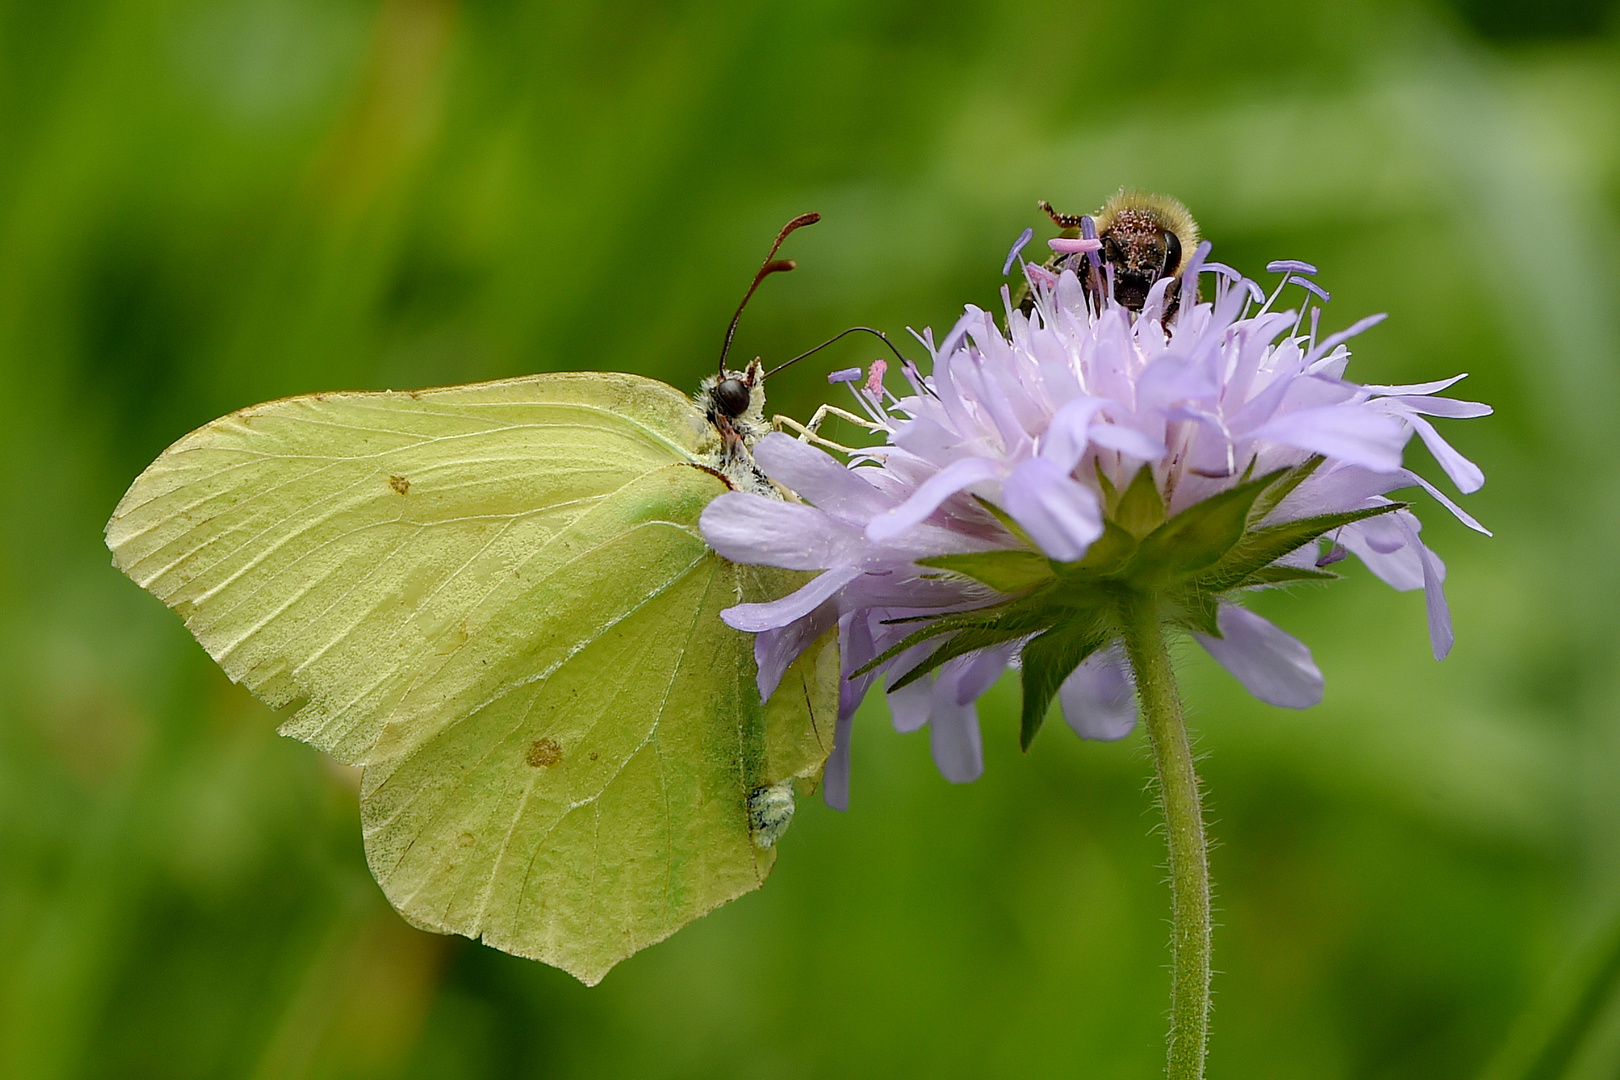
[763,326,910,380]
[719,212,821,376]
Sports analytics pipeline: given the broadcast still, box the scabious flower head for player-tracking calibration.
[700,239,1491,809]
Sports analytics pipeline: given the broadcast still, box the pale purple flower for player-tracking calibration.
[700,244,1490,807]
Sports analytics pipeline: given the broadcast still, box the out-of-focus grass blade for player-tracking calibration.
[1478,904,1620,1080]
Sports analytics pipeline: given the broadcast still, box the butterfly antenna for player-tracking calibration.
[719,212,821,375]
[763,326,911,380]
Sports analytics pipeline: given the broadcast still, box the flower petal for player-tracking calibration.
[1265,463,1397,521]
[1088,422,1167,461]
[720,565,860,633]
[753,601,836,703]
[1340,518,1424,590]
[891,416,966,465]
[752,432,895,517]
[823,708,855,812]
[952,640,1019,704]
[1403,413,1485,494]
[1397,468,1490,535]
[866,456,1003,543]
[1394,514,1453,660]
[1060,647,1137,740]
[1136,353,1218,413]
[701,492,857,569]
[822,610,876,811]
[1362,373,1470,395]
[1040,396,1105,471]
[1002,457,1103,561]
[1249,405,1407,472]
[1389,396,1493,419]
[1355,506,1409,554]
[886,677,933,734]
[838,610,882,721]
[927,688,984,783]
[1304,312,1387,366]
[1194,605,1323,709]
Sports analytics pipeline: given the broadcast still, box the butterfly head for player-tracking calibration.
[710,374,753,423]
[699,357,768,446]
[695,358,775,496]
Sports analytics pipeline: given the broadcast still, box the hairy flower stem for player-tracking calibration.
[1122,593,1211,1080]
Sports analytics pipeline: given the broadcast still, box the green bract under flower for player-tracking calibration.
[887,455,1399,749]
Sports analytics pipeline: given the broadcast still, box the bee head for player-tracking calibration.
[1092,190,1200,313]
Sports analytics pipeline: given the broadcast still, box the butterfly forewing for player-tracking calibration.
[107,374,709,760]
[106,372,836,983]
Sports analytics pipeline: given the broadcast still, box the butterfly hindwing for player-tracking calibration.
[106,372,837,983]
[356,465,835,982]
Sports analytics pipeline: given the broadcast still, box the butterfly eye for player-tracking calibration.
[1162,230,1183,278]
[714,377,751,418]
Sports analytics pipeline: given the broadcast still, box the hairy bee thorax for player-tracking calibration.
[694,357,776,497]
[1022,189,1201,322]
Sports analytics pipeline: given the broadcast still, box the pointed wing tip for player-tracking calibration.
[481,928,619,987]
[371,819,782,991]
[562,960,614,988]
[396,912,626,987]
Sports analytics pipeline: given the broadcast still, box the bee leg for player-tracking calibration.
[1038,200,1087,229]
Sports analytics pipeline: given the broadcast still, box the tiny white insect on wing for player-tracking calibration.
[747,780,798,849]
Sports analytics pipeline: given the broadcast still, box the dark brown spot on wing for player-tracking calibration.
[388,475,410,495]
[526,738,562,768]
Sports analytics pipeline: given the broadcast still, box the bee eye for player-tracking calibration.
[1103,236,1125,263]
[714,377,751,418]
[1162,231,1183,278]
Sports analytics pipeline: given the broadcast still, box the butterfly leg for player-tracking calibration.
[772,406,882,456]
[772,413,858,455]
[803,404,883,436]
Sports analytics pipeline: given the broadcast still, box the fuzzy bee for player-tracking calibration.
[1019,189,1201,319]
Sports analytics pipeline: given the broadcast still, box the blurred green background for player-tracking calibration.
[1,0,1618,1077]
